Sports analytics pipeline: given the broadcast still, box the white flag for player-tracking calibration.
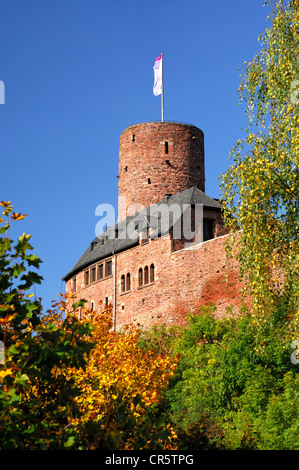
[153,54,162,96]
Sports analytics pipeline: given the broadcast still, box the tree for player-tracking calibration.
[152,305,299,450]
[0,201,179,450]
[220,0,299,326]
[67,305,178,450]
[0,202,93,449]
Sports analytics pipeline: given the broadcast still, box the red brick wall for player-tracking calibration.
[66,232,244,329]
[118,122,205,221]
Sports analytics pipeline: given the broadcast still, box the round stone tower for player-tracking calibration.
[118,122,205,221]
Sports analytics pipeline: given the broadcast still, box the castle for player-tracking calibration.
[63,122,243,329]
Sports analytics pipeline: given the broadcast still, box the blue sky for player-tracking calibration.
[0,0,270,311]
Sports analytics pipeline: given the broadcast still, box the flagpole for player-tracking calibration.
[161,51,164,122]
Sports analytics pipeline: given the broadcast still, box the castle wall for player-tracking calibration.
[118,122,205,221]
[66,232,244,329]
[64,121,244,329]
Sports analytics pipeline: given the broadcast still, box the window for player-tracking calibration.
[126,273,131,291]
[72,278,76,292]
[121,272,131,293]
[98,263,103,280]
[106,260,112,277]
[138,264,155,288]
[138,268,143,287]
[150,264,155,283]
[203,219,214,242]
[91,301,94,311]
[121,274,125,293]
[144,266,149,284]
[105,296,109,306]
[83,259,112,288]
[148,178,151,184]
[165,141,169,154]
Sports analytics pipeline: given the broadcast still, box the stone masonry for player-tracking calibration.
[63,122,243,329]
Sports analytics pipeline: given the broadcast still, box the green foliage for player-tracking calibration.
[0,202,94,449]
[220,0,299,321]
[144,304,299,450]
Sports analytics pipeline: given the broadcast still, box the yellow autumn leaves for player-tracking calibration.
[65,302,178,449]
[0,201,27,220]
[220,0,299,324]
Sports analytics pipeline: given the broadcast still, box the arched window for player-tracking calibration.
[126,273,131,291]
[150,264,155,283]
[144,265,149,284]
[138,268,143,287]
[121,274,125,293]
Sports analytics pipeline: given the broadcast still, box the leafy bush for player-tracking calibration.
[143,304,299,449]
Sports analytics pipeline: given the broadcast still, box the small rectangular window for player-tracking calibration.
[98,263,103,279]
[91,267,96,283]
[84,270,89,285]
[165,141,169,154]
[106,260,112,277]
[72,278,76,292]
[148,178,151,184]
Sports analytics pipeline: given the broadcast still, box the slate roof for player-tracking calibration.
[62,187,221,281]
